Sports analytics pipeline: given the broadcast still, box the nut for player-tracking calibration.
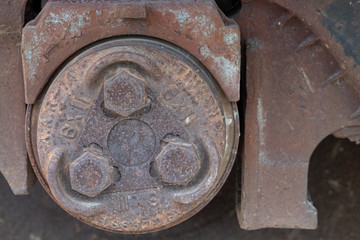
[155,142,200,185]
[69,151,112,197]
[104,70,147,117]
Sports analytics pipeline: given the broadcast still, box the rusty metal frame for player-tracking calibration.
[22,0,240,103]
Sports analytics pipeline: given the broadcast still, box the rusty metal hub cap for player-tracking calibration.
[31,38,238,233]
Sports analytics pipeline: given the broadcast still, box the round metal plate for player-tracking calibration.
[31,37,239,233]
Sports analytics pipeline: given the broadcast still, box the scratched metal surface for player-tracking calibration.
[0,135,359,239]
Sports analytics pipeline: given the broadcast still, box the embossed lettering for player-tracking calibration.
[60,124,77,139]
[117,195,129,212]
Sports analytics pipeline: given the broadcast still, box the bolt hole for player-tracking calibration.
[160,134,181,147]
[163,133,181,142]
[87,143,103,154]
[132,97,152,116]
[100,101,118,118]
[149,162,161,182]
[143,97,152,113]
[111,166,121,183]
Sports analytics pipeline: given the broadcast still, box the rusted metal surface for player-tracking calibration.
[2,136,360,239]
[155,140,201,185]
[69,149,113,198]
[104,70,148,117]
[22,0,240,103]
[0,0,36,195]
[27,38,239,233]
[235,0,360,230]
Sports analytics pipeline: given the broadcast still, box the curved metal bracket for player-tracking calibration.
[174,137,220,204]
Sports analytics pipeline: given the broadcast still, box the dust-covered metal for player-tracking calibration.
[27,38,239,233]
[21,0,240,104]
[0,0,36,195]
[235,0,360,230]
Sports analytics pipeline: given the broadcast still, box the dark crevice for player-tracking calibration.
[307,135,360,238]
[216,0,242,17]
[239,40,247,148]
[24,0,241,25]
[236,35,248,206]
[24,0,42,25]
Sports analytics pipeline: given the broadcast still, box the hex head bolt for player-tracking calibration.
[104,70,148,117]
[69,151,112,197]
[155,142,200,185]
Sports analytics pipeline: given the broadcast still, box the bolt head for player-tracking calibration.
[69,152,111,197]
[104,71,147,117]
[155,142,200,185]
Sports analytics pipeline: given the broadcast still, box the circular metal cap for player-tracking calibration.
[32,38,238,233]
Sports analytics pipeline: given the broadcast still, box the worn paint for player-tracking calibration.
[200,44,239,90]
[223,30,240,46]
[168,9,191,28]
[22,0,241,103]
[192,15,216,38]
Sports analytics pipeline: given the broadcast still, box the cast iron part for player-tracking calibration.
[22,0,240,104]
[236,0,360,230]
[27,37,239,233]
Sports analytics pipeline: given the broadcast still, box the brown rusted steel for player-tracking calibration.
[22,0,240,104]
[69,149,113,198]
[104,70,148,117]
[27,37,239,233]
[0,0,36,195]
[235,0,360,230]
[155,140,201,185]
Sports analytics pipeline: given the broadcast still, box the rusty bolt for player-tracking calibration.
[69,151,112,197]
[104,70,147,117]
[155,142,200,185]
